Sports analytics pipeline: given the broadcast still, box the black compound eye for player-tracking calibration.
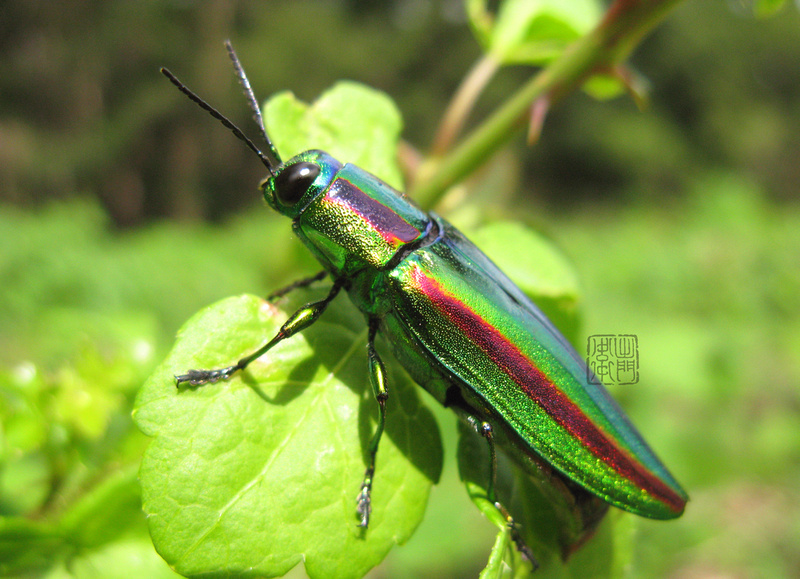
[274,162,320,206]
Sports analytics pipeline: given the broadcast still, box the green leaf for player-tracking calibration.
[0,518,64,576]
[43,536,182,579]
[582,73,627,101]
[264,82,404,190]
[471,481,532,579]
[753,0,788,17]
[0,465,150,577]
[0,453,50,517]
[468,0,604,65]
[469,221,581,344]
[57,463,144,549]
[134,292,443,578]
[457,422,631,577]
[477,513,514,579]
[466,0,627,102]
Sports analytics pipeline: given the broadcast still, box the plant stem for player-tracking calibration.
[411,0,687,209]
[431,53,500,157]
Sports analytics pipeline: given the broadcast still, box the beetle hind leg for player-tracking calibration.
[470,417,538,567]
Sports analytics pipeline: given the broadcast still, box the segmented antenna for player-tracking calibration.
[160,67,277,176]
[224,41,282,168]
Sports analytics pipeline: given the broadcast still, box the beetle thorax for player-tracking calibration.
[293,163,431,278]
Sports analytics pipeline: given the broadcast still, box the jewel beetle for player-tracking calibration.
[163,42,687,558]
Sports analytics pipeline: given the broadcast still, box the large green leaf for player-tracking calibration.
[263,82,404,189]
[134,292,442,578]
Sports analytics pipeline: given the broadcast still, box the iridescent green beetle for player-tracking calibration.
[164,43,687,559]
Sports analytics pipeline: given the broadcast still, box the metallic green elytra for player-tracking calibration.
[164,43,687,556]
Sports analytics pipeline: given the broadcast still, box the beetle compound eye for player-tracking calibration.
[274,162,321,206]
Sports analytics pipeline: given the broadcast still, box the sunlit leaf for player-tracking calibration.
[468,0,604,65]
[264,82,404,189]
[134,293,442,578]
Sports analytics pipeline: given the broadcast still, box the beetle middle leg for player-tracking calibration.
[266,270,328,301]
[469,416,538,566]
[176,280,342,386]
[356,317,388,528]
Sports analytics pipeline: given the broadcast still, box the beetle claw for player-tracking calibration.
[507,519,538,568]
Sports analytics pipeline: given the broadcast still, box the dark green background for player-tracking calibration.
[1,1,798,577]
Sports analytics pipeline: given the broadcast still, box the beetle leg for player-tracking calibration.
[266,270,328,301]
[471,417,538,566]
[175,280,343,386]
[356,317,388,528]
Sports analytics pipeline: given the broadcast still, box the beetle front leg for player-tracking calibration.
[356,318,388,528]
[469,416,538,566]
[176,281,343,386]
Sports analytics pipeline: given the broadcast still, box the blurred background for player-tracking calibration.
[1,1,798,577]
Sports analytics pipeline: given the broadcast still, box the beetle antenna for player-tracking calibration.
[225,40,282,168]
[160,67,277,176]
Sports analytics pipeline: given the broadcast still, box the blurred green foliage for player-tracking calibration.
[3,2,799,219]
[1,0,799,577]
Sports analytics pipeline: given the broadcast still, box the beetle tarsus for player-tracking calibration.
[175,366,238,387]
[356,471,373,528]
[510,527,538,568]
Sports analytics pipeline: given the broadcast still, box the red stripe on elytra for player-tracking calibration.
[325,178,423,247]
[410,266,685,513]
